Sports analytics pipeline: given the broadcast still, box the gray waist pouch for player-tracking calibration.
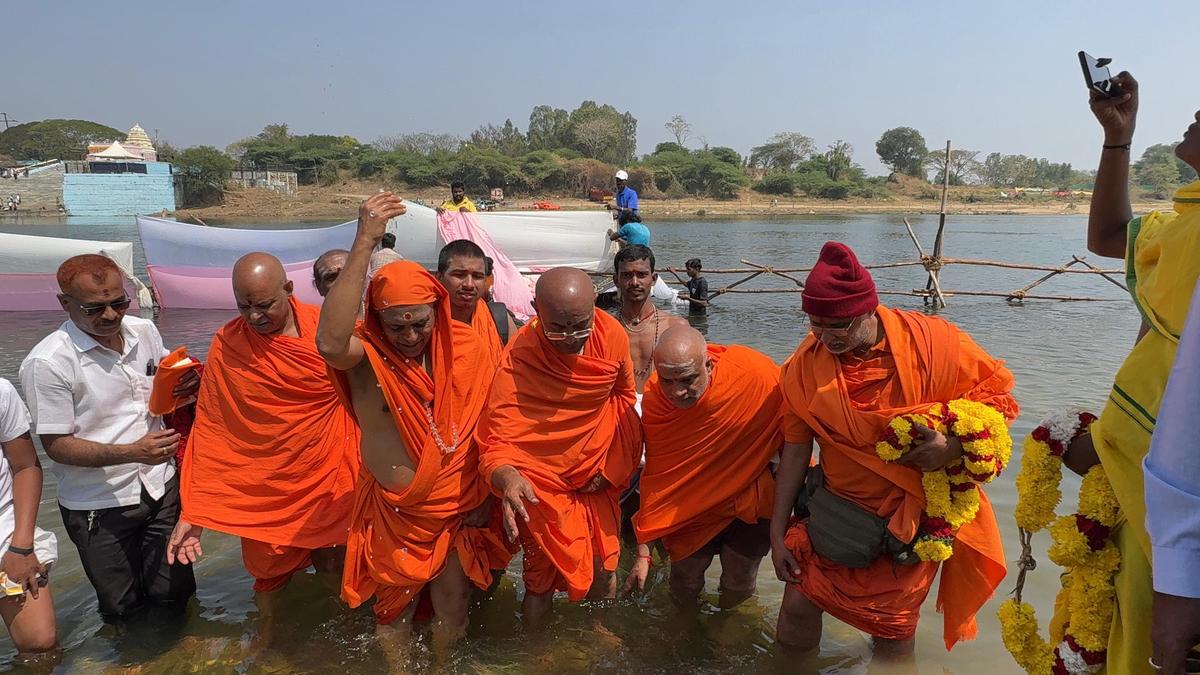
[797,466,919,569]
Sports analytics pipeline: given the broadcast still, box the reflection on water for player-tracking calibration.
[0,214,1137,673]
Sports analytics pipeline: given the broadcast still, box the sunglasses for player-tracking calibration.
[543,327,593,342]
[70,296,132,317]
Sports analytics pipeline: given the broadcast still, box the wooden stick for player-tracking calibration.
[708,270,765,300]
[1009,260,1080,297]
[1072,255,1129,292]
[741,259,805,287]
[940,258,1122,274]
[902,218,927,258]
[908,288,1115,302]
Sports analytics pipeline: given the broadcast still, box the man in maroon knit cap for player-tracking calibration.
[769,242,1017,658]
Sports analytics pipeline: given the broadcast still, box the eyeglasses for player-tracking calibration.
[543,327,593,342]
[70,296,132,317]
[809,315,860,336]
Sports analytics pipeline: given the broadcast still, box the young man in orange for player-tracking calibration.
[317,193,510,659]
[625,325,782,608]
[772,242,1017,658]
[168,253,360,597]
[435,239,519,365]
[476,267,643,625]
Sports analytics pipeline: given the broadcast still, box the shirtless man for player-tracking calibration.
[613,245,688,396]
[316,192,507,661]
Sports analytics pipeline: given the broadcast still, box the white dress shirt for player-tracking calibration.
[19,315,174,511]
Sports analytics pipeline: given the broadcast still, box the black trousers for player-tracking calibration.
[60,474,196,621]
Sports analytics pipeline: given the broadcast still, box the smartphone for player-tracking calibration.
[1079,51,1122,97]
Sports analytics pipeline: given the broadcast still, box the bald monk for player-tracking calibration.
[313,249,349,298]
[317,192,510,657]
[772,242,1017,658]
[624,326,782,608]
[167,252,360,597]
[435,239,519,365]
[476,267,643,625]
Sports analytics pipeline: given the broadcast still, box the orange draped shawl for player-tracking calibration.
[334,261,512,623]
[476,310,643,599]
[780,305,1017,650]
[181,298,359,550]
[470,298,505,365]
[635,344,782,560]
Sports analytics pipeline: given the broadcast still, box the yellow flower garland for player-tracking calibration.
[875,399,1012,562]
[998,409,1116,674]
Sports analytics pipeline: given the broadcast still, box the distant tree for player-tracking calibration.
[469,123,503,150]
[258,123,290,143]
[497,119,527,156]
[1136,143,1197,190]
[527,105,572,151]
[749,132,815,171]
[372,132,462,154]
[652,142,686,155]
[752,172,798,195]
[0,119,124,161]
[664,115,692,147]
[875,127,928,177]
[709,146,742,166]
[174,146,234,206]
[824,140,854,181]
[572,116,625,164]
[927,148,982,185]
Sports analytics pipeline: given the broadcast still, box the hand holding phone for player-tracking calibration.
[1079,51,1123,98]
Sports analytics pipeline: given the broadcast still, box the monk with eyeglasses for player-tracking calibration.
[476,267,643,625]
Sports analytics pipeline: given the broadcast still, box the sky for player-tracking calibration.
[6,1,1197,176]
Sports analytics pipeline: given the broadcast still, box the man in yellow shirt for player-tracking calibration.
[437,182,477,214]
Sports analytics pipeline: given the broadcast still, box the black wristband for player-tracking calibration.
[1103,143,1131,151]
[7,545,33,556]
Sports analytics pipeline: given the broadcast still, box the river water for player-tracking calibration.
[0,213,1137,673]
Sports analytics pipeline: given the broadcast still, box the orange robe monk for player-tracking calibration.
[334,262,512,624]
[476,309,643,600]
[781,305,1017,649]
[470,297,505,365]
[636,343,782,561]
[182,298,360,591]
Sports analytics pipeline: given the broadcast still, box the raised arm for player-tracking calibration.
[317,193,406,370]
[1087,71,1139,259]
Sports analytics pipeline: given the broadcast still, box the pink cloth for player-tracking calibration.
[437,211,535,321]
[147,261,323,310]
[0,274,142,311]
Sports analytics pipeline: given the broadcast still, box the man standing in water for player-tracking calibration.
[436,239,519,365]
[20,255,198,621]
[477,267,642,625]
[624,326,782,607]
[772,242,1016,657]
[613,246,688,396]
[317,193,510,660]
[168,253,360,599]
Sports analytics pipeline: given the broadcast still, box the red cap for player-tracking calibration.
[802,242,879,318]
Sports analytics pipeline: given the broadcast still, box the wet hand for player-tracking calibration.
[497,468,539,542]
[770,539,801,583]
[621,555,651,596]
[172,368,201,399]
[898,423,962,472]
[2,550,44,599]
[463,494,495,528]
[132,429,181,464]
[1152,591,1200,673]
[167,518,204,565]
[357,192,406,243]
[1089,71,1138,143]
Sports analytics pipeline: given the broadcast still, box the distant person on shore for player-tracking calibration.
[167,253,360,605]
[772,242,1016,657]
[318,194,511,662]
[477,267,642,626]
[680,258,709,315]
[436,182,477,214]
[313,249,349,298]
[19,254,199,622]
[607,169,639,223]
[1063,71,1200,673]
[624,326,782,609]
[437,240,519,365]
[0,378,59,659]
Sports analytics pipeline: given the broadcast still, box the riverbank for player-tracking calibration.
[169,178,1170,221]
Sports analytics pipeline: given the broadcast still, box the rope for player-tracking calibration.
[1010,527,1037,604]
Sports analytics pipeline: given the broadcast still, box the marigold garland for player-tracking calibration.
[875,399,1011,562]
[997,408,1118,674]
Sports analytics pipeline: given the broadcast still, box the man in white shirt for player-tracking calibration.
[19,254,198,621]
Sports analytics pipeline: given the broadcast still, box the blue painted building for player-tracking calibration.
[62,160,176,216]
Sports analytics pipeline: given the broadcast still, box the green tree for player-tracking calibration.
[749,132,814,171]
[709,146,742,166]
[927,149,981,186]
[875,127,929,177]
[527,106,572,151]
[174,146,234,206]
[824,140,855,181]
[567,101,637,164]
[1136,143,1197,190]
[0,119,124,161]
[752,172,798,195]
